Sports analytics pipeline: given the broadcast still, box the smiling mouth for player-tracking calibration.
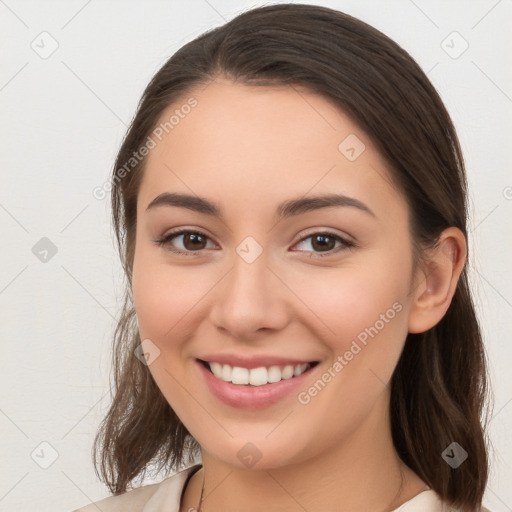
[198,359,319,386]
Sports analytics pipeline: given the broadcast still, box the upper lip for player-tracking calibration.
[198,354,319,369]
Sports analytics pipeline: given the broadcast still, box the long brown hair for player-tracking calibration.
[93,4,492,510]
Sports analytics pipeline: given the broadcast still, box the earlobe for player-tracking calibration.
[408,227,467,334]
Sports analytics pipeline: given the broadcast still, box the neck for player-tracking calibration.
[181,396,427,512]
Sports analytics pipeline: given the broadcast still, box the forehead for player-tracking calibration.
[137,78,405,220]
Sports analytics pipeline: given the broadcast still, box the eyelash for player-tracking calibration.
[153,229,355,258]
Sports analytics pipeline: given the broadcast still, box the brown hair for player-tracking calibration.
[93,4,492,510]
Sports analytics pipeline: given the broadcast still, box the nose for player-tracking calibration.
[208,249,290,342]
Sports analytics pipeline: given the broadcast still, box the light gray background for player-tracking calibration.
[0,1,511,511]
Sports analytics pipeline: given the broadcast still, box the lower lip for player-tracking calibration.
[196,360,318,409]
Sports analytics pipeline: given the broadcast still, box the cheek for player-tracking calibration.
[289,268,408,444]
[132,269,172,340]
[131,258,207,421]
[132,254,208,342]
[290,262,409,353]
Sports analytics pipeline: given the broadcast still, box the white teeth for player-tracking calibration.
[207,361,312,385]
[249,367,268,386]
[231,366,249,385]
[281,365,294,379]
[210,362,223,378]
[221,364,232,381]
[294,363,308,376]
[267,365,282,383]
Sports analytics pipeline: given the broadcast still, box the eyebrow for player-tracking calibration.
[145,192,376,220]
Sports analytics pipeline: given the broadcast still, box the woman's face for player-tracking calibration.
[132,78,417,469]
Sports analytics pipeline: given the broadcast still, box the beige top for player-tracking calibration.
[73,464,492,512]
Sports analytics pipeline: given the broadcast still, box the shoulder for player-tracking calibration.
[72,481,160,512]
[391,489,495,512]
[72,464,202,512]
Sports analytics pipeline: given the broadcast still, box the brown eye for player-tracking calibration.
[293,231,354,257]
[181,232,207,250]
[154,229,214,256]
[311,234,337,252]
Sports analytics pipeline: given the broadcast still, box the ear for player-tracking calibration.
[408,227,467,334]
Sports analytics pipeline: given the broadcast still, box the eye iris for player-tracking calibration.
[184,233,206,250]
[312,234,335,252]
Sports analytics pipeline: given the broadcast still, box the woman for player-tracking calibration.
[75,4,492,511]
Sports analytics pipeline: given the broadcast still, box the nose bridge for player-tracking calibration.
[227,230,272,293]
[209,237,288,337]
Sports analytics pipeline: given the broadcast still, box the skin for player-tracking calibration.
[131,77,466,512]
